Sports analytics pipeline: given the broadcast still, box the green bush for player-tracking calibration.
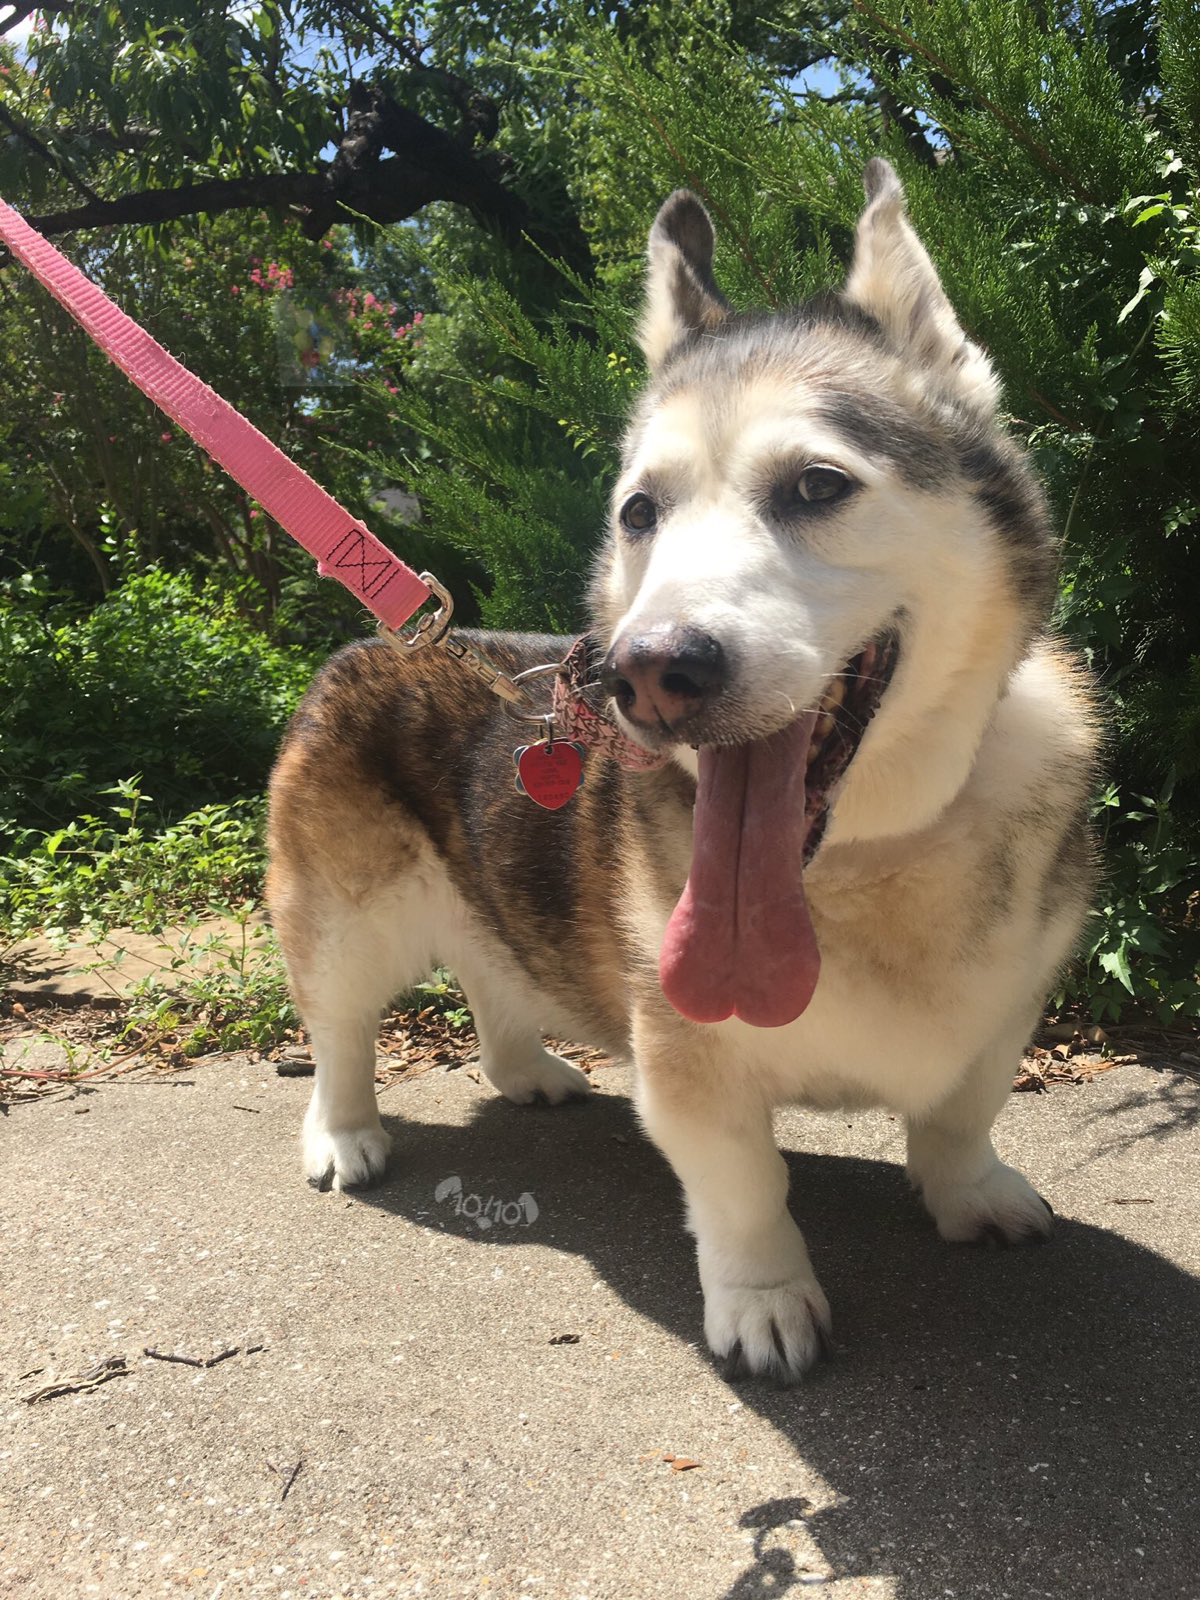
[0,778,263,938]
[0,568,316,834]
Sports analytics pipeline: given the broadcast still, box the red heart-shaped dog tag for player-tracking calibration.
[514,741,584,810]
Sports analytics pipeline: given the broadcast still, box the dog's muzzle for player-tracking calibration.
[600,624,728,737]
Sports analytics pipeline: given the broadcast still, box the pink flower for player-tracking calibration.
[364,292,378,310]
[413,311,424,323]
[160,431,173,443]
[249,508,261,519]
[230,285,241,295]
[385,383,398,394]
[300,349,320,369]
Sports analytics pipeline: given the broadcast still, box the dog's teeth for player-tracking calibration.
[816,712,836,740]
[806,739,821,767]
[824,678,846,709]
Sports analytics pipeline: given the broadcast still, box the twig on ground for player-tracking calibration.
[144,1348,206,1368]
[25,1354,130,1403]
[267,1456,303,1502]
[144,1343,265,1369]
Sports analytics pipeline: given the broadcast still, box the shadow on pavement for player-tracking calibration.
[357,1084,1198,1600]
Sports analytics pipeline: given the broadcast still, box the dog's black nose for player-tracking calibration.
[601,625,728,733]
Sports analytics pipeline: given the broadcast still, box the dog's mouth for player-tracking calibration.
[800,629,900,858]
[659,629,899,1030]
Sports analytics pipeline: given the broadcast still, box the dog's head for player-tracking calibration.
[591,160,1059,846]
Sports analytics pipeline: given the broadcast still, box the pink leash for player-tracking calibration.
[0,196,431,632]
[0,197,667,781]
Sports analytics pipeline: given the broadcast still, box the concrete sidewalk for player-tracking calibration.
[1,1056,1196,1599]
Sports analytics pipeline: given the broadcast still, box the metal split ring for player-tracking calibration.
[502,661,565,730]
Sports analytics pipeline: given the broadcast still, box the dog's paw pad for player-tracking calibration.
[920,1161,1054,1246]
[483,1051,592,1107]
[705,1277,833,1383]
[301,1123,391,1192]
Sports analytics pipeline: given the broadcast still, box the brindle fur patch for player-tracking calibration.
[268,634,679,1057]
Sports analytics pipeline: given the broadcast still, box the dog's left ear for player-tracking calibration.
[638,190,730,370]
[845,159,999,413]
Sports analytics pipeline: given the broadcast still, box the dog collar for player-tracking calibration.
[552,637,670,773]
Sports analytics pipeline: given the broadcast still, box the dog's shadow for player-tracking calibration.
[357,1081,1198,1599]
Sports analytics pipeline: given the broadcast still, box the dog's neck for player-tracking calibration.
[824,587,1030,847]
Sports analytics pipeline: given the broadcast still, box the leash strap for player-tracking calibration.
[0,200,664,771]
[0,196,432,631]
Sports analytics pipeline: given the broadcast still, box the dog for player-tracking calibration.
[266,159,1099,1381]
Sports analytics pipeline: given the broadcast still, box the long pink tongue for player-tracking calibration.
[659,713,820,1028]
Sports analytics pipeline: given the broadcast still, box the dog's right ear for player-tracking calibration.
[638,191,730,370]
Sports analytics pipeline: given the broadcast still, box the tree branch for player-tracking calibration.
[331,1,499,146]
[0,3,38,35]
[24,170,327,235]
[17,88,590,271]
[869,47,939,169]
[0,102,103,204]
[0,0,81,33]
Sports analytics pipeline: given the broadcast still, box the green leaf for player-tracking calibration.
[1098,947,1135,994]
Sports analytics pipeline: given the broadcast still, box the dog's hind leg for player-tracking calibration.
[271,866,448,1192]
[452,946,592,1107]
[906,1007,1054,1245]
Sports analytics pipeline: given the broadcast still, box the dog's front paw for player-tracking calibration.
[302,1113,391,1192]
[482,1048,591,1107]
[703,1273,833,1383]
[916,1159,1054,1245]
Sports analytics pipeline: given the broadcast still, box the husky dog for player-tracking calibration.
[267,160,1099,1380]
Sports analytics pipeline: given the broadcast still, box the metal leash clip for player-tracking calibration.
[380,571,556,716]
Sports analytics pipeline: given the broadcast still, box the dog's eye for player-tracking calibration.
[620,493,658,535]
[794,466,852,505]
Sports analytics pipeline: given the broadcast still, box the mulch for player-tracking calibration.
[1,987,1193,1109]
[0,989,611,1106]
